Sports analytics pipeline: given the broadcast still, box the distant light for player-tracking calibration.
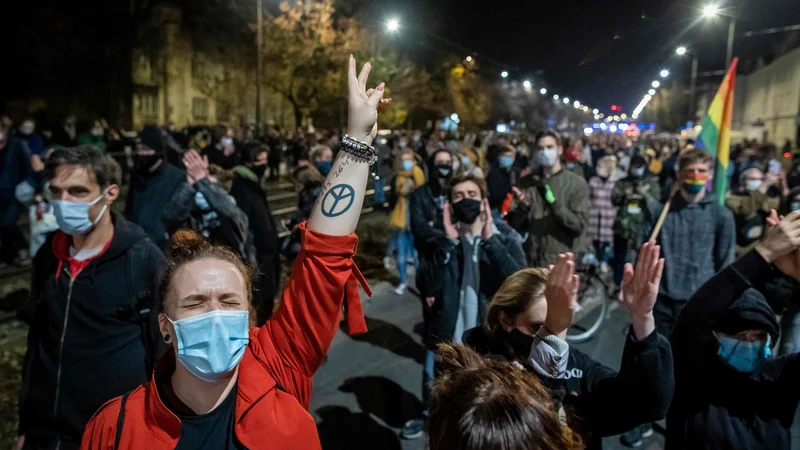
[594,114,600,120]
[613,115,620,121]
[540,88,547,95]
[632,114,639,120]
[619,123,630,131]
[702,4,719,18]
[660,69,670,78]
[598,113,604,118]
[621,113,627,119]
[648,89,656,95]
[676,46,687,55]
[573,100,580,108]
[652,80,660,88]
[610,124,618,133]
[553,94,560,100]
[466,56,473,62]
[582,106,590,112]
[450,113,459,121]
[600,123,608,130]
[386,18,400,32]
[644,94,652,101]
[523,80,532,88]
[563,97,570,104]
[592,108,599,115]
[583,127,594,135]
[501,71,509,78]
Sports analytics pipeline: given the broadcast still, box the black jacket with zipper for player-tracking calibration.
[19,212,163,450]
[463,325,673,450]
[667,250,800,449]
[422,223,526,349]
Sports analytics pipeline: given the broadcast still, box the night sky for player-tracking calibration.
[367,0,800,114]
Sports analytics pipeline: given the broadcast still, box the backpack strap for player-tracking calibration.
[125,240,161,373]
[114,391,132,449]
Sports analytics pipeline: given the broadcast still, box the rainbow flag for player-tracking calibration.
[695,58,738,205]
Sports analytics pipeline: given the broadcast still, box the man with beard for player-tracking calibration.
[124,126,187,250]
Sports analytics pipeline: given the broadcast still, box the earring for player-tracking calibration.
[164,334,171,343]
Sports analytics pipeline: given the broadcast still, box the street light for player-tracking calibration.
[592,108,599,114]
[523,80,532,88]
[563,97,570,104]
[501,71,509,78]
[466,55,473,62]
[573,100,580,108]
[540,88,547,95]
[386,18,400,32]
[648,89,656,95]
[702,4,719,18]
[660,69,670,78]
[651,80,660,88]
[676,46,687,55]
[553,94,559,100]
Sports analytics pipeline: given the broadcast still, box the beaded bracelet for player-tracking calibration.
[339,134,380,180]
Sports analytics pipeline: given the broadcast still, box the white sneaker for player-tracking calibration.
[383,256,394,270]
[394,283,407,295]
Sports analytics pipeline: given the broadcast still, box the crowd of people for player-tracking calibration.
[2,55,800,449]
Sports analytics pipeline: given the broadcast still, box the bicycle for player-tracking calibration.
[565,256,612,343]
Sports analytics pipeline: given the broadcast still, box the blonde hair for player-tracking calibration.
[486,268,549,330]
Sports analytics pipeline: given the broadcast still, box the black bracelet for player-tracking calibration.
[339,135,380,180]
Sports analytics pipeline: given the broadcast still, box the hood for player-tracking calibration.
[713,288,780,343]
[53,211,152,267]
[233,165,259,183]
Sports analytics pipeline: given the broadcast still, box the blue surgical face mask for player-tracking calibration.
[194,191,211,211]
[402,160,414,172]
[52,192,108,235]
[632,167,646,177]
[499,155,514,169]
[791,202,800,212]
[461,156,471,167]
[717,335,771,373]
[316,160,333,176]
[169,310,250,382]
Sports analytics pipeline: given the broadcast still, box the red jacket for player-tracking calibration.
[80,222,370,449]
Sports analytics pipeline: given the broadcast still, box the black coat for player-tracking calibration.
[230,170,281,322]
[485,165,520,210]
[19,213,163,448]
[125,162,186,250]
[409,184,448,297]
[667,250,800,449]
[421,224,526,349]
[463,326,674,450]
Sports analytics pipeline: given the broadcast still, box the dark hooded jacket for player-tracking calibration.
[464,325,673,450]
[667,249,800,449]
[19,212,163,449]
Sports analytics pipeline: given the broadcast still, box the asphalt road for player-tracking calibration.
[309,278,667,450]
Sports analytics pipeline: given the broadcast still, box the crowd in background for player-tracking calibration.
[3,103,800,450]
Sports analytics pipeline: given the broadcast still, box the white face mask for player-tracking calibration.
[220,137,234,147]
[21,121,35,135]
[536,149,558,167]
[745,180,762,192]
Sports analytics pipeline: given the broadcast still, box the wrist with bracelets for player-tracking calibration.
[339,134,380,180]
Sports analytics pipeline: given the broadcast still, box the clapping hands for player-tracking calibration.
[760,210,800,280]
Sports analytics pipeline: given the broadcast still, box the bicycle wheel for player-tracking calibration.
[566,274,609,343]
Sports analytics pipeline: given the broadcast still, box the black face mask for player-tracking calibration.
[451,198,482,224]
[507,327,536,358]
[251,164,267,179]
[134,153,162,171]
[435,163,453,178]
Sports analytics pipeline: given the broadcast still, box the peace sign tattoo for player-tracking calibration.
[320,184,356,217]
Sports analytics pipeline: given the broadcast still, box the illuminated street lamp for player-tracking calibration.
[702,4,719,18]
[563,97,570,104]
[648,89,656,95]
[573,100,580,108]
[553,94,560,100]
[466,55,473,62]
[592,108,599,114]
[386,18,400,32]
[651,80,660,88]
[523,80,532,89]
[676,46,687,55]
[540,88,547,95]
[501,71,509,78]
[660,69,670,78]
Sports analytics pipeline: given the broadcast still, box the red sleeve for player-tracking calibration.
[80,397,121,450]
[251,222,370,407]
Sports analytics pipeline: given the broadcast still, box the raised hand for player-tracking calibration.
[184,149,209,184]
[480,198,494,241]
[763,210,800,280]
[443,202,459,240]
[512,186,530,207]
[347,55,390,145]
[621,242,664,340]
[544,253,580,339]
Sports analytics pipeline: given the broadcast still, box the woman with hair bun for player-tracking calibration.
[80,56,390,450]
